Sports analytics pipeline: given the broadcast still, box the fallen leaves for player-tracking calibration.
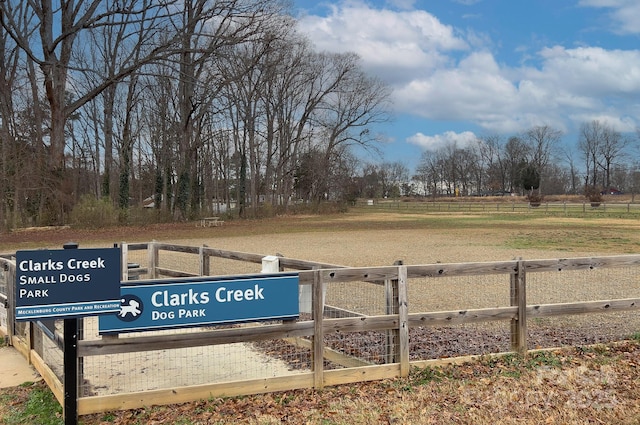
[61,341,640,425]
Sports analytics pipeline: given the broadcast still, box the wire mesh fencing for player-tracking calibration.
[407,272,514,360]
[35,320,65,381]
[526,266,640,349]
[80,318,311,396]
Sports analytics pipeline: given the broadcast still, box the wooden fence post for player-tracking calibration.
[148,241,158,279]
[510,259,527,355]
[397,264,410,377]
[120,243,128,282]
[312,269,324,389]
[200,245,210,276]
[385,260,403,364]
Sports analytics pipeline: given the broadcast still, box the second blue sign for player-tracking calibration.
[99,273,300,333]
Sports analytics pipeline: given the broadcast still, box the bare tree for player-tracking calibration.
[578,120,605,188]
[561,148,580,194]
[140,63,180,216]
[0,4,27,229]
[309,53,391,203]
[577,120,627,189]
[379,161,409,198]
[259,25,313,208]
[412,161,430,197]
[478,135,507,193]
[0,0,180,222]
[414,150,444,197]
[78,0,160,201]
[504,136,531,194]
[598,125,628,189]
[521,125,562,194]
[523,125,561,172]
[168,0,287,219]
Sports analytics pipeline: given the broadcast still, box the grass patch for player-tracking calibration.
[403,351,567,389]
[404,366,449,388]
[0,381,62,425]
[481,351,565,378]
[506,228,640,252]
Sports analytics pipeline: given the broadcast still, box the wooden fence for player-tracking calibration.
[1,243,639,415]
[362,199,640,215]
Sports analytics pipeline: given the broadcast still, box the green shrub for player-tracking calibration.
[126,206,174,225]
[69,196,119,228]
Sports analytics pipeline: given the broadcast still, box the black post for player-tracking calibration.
[62,242,78,425]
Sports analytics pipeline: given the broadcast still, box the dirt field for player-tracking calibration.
[3,212,632,261]
[165,215,609,266]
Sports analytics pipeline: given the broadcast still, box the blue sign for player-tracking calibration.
[99,273,300,333]
[15,248,121,320]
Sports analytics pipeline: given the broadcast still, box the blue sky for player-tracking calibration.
[291,0,640,171]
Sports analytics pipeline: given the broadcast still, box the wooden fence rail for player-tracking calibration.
[1,244,639,415]
[360,200,640,215]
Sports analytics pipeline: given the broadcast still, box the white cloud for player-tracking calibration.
[297,3,468,84]
[407,131,477,151]
[579,0,640,34]
[395,44,640,133]
[569,113,637,133]
[539,46,640,94]
[394,51,525,131]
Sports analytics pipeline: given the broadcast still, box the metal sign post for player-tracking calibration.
[62,242,78,425]
[63,317,78,425]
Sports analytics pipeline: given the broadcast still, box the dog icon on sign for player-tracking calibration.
[117,294,143,322]
[119,299,141,317]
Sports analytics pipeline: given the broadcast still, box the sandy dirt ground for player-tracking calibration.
[0,345,41,388]
[173,228,602,268]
